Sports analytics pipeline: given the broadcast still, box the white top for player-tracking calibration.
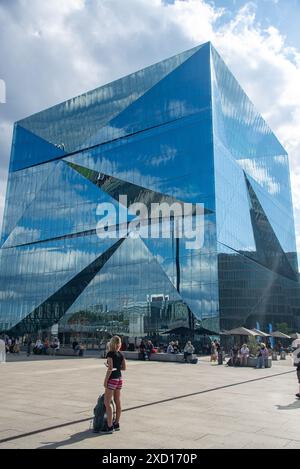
[240,346,249,356]
[184,344,195,354]
[293,346,300,365]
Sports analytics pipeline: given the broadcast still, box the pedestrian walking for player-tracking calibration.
[27,336,32,356]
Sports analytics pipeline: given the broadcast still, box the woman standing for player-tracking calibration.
[210,341,217,363]
[256,343,269,369]
[103,336,126,433]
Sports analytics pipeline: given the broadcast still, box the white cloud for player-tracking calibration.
[237,158,280,195]
[210,3,300,257]
[0,190,6,232]
[0,0,300,261]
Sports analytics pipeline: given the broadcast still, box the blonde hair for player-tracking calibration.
[108,335,122,352]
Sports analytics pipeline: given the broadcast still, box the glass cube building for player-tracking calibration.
[1,41,299,339]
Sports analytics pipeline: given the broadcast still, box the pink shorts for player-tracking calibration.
[107,377,123,390]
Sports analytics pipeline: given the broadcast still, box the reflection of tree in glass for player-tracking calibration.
[67,310,99,325]
[275,322,292,335]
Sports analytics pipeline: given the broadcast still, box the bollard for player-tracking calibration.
[280,351,286,360]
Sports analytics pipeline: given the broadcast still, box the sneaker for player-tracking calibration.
[113,422,120,431]
[101,425,114,434]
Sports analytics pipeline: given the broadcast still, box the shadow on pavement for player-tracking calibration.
[38,428,109,449]
[276,400,300,411]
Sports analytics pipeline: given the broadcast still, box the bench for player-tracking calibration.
[247,356,272,368]
[123,351,139,360]
[227,356,272,368]
[47,348,84,357]
[123,351,198,364]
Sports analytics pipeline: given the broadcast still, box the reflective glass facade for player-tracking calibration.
[0,42,299,338]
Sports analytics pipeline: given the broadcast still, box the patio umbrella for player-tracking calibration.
[251,328,270,337]
[162,326,191,335]
[290,333,300,340]
[269,331,291,339]
[162,325,218,336]
[224,327,257,336]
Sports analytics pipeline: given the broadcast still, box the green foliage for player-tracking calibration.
[275,322,293,335]
[67,310,99,325]
[248,336,259,356]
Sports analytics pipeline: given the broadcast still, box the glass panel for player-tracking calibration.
[0,234,117,331]
[211,44,300,330]
[17,44,203,158]
[1,42,299,337]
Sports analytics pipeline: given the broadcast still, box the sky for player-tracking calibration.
[0,0,300,257]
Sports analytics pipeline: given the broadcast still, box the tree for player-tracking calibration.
[248,336,259,356]
[275,322,292,335]
[67,311,99,325]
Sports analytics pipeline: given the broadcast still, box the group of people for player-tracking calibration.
[166,340,180,354]
[166,340,196,362]
[3,336,21,354]
[121,338,196,363]
[139,339,155,360]
[209,339,275,368]
[1,335,61,356]
[72,339,84,355]
[229,342,270,368]
[29,336,60,356]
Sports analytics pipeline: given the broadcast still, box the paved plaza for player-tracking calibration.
[0,353,299,449]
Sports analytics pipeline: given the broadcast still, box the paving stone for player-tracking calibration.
[0,354,298,449]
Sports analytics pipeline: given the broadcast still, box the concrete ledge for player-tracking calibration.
[227,357,272,368]
[123,351,198,363]
[248,356,272,368]
[48,348,84,357]
[123,351,139,360]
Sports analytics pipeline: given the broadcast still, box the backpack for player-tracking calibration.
[92,394,116,433]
